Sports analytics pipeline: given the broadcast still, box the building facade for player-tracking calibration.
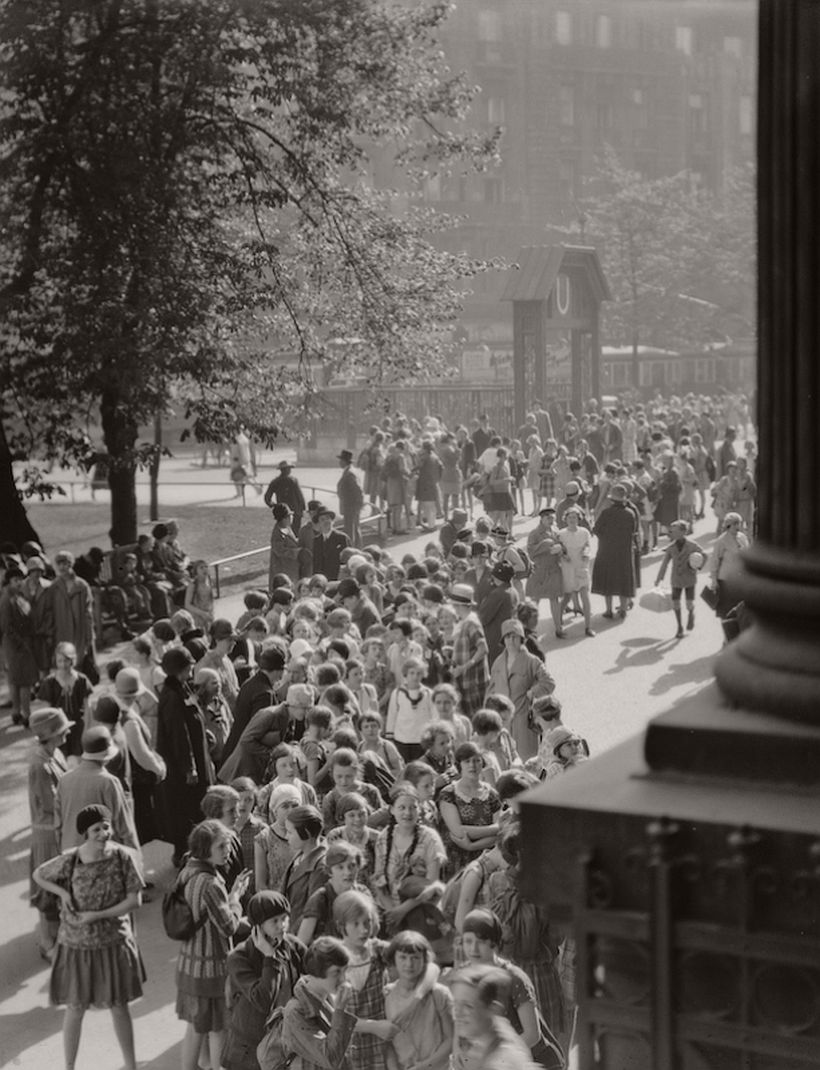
[397,1,757,347]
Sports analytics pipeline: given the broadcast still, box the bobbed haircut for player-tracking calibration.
[325,840,362,870]
[420,720,454,749]
[306,705,333,729]
[483,693,514,717]
[496,768,539,802]
[187,818,228,860]
[471,709,503,736]
[201,785,240,818]
[333,889,380,937]
[315,663,341,687]
[336,791,372,818]
[329,746,359,770]
[304,935,350,978]
[401,759,437,787]
[286,805,323,841]
[386,929,433,965]
[462,908,503,947]
[453,963,513,1010]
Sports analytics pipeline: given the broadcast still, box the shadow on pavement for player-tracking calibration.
[649,652,717,696]
[603,636,681,675]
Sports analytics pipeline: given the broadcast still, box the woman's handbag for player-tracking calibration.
[700,585,719,611]
[639,588,672,613]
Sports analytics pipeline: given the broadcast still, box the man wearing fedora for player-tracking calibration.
[264,459,306,533]
[337,448,364,547]
[312,508,349,581]
[54,725,139,852]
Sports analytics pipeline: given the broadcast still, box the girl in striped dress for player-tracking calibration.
[175,820,251,1070]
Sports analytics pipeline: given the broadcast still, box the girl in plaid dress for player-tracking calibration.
[334,890,396,1070]
[539,441,559,506]
[449,587,490,719]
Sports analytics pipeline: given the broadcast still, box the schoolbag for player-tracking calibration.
[162,871,206,941]
[515,546,533,578]
[257,1006,298,1070]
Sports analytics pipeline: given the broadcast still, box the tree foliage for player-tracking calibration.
[0,0,498,544]
[581,148,755,363]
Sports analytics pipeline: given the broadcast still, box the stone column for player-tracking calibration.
[714,0,820,722]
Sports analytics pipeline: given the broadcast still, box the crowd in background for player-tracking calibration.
[3,388,755,1070]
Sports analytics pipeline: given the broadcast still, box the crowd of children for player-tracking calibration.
[25,516,596,1070]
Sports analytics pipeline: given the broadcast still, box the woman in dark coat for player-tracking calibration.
[592,485,637,619]
[0,566,40,725]
[156,647,215,866]
[477,562,518,665]
[653,453,682,531]
[268,504,300,590]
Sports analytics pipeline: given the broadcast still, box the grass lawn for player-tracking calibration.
[26,501,273,592]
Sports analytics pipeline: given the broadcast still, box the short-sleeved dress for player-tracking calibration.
[373,823,447,908]
[438,780,501,876]
[557,526,592,592]
[254,825,297,894]
[38,844,145,1008]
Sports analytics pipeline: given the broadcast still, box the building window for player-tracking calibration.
[612,363,630,387]
[556,10,572,46]
[559,85,575,127]
[724,36,742,57]
[675,25,693,56]
[595,14,612,48]
[689,94,709,135]
[596,101,614,130]
[478,10,500,42]
[487,96,506,124]
[632,87,649,129]
[484,176,504,204]
[739,95,753,135]
[558,159,577,199]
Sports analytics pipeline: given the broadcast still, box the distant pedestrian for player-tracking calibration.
[264,460,306,533]
[0,565,39,726]
[337,449,365,547]
[655,521,705,638]
[592,485,637,620]
[45,551,96,671]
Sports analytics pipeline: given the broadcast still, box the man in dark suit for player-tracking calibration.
[336,449,364,548]
[264,460,306,533]
[219,645,286,764]
[312,509,350,581]
[297,500,322,579]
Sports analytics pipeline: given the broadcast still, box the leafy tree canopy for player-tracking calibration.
[0,0,499,544]
[581,148,755,359]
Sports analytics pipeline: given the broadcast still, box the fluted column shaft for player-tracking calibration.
[714,0,820,720]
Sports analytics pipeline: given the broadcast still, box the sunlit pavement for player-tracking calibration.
[1,463,725,1068]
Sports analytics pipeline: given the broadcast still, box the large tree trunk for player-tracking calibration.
[0,418,42,549]
[100,389,139,546]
